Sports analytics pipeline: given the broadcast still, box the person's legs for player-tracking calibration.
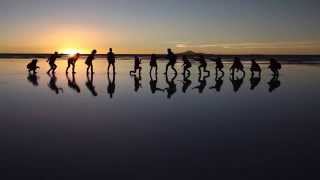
[66,63,70,73]
[112,63,115,73]
[171,64,177,74]
[107,63,111,73]
[165,63,170,74]
[91,64,94,73]
[72,64,76,73]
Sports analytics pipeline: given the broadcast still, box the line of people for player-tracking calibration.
[27,48,282,78]
[27,66,281,100]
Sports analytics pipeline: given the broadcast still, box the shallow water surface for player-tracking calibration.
[0,59,320,179]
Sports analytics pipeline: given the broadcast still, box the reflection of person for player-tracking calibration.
[230,73,245,93]
[149,73,164,94]
[47,52,59,74]
[165,73,177,99]
[268,74,281,92]
[182,55,192,75]
[210,73,224,92]
[27,73,39,87]
[27,59,40,74]
[86,72,98,96]
[193,73,210,94]
[48,73,63,94]
[66,53,80,74]
[131,74,142,92]
[182,73,192,93]
[164,49,177,74]
[130,56,142,75]
[150,54,158,75]
[85,50,97,74]
[66,73,81,93]
[107,48,116,73]
[195,55,210,76]
[107,72,116,98]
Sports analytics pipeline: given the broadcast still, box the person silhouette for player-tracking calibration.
[181,72,192,93]
[164,49,177,74]
[86,72,98,96]
[230,73,245,92]
[250,59,261,77]
[150,54,158,75]
[149,72,164,94]
[165,73,177,99]
[268,74,281,92]
[27,72,39,87]
[269,58,281,77]
[182,55,192,76]
[193,73,210,94]
[107,72,116,98]
[215,57,224,76]
[230,57,245,76]
[195,55,210,76]
[48,73,63,94]
[66,53,80,74]
[130,56,142,75]
[131,74,142,92]
[47,52,59,74]
[27,59,40,74]
[209,73,224,92]
[250,68,261,90]
[85,50,97,74]
[107,48,116,74]
[66,72,81,93]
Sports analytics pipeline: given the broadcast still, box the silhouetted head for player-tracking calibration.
[109,48,113,52]
[54,52,58,55]
[270,58,276,64]
[32,58,38,63]
[91,50,97,55]
[251,59,256,63]
[199,55,205,59]
[75,53,81,58]
[167,48,172,54]
[151,54,156,59]
[135,56,139,60]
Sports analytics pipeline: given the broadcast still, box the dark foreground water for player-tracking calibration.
[0,59,320,179]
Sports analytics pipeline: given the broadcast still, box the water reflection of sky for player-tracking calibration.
[0,59,320,179]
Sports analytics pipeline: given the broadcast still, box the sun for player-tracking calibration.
[62,49,80,56]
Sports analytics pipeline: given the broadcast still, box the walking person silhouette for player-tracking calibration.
[250,59,261,77]
[150,54,158,75]
[107,48,116,74]
[85,50,97,74]
[269,58,281,77]
[230,57,245,76]
[66,53,80,74]
[182,55,192,76]
[47,52,59,74]
[27,59,40,74]
[130,56,142,75]
[164,49,177,74]
[215,57,224,76]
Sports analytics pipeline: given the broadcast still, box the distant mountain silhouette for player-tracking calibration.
[178,51,199,55]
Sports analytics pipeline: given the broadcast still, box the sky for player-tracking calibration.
[1,0,320,54]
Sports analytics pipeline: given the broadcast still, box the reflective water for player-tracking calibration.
[1,59,320,179]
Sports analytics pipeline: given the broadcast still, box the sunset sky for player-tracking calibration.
[1,0,320,54]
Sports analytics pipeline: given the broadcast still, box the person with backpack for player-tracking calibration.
[27,58,40,74]
[85,50,97,74]
[47,52,59,74]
